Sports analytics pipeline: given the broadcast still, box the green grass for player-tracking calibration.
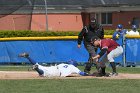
[0,79,140,93]
[0,65,140,73]
[0,65,139,93]
[0,65,31,71]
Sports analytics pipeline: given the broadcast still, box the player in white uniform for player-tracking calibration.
[18,53,88,77]
[126,25,139,35]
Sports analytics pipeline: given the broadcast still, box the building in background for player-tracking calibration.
[0,0,140,31]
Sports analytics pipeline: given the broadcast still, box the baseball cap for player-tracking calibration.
[90,36,100,43]
[117,24,123,29]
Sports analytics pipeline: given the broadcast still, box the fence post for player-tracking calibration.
[123,35,126,67]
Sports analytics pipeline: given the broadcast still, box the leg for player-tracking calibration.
[109,62,118,76]
[97,53,110,77]
[18,52,37,65]
[18,52,44,76]
[107,54,117,75]
[26,58,44,76]
[27,57,37,65]
[107,46,123,76]
[84,62,92,73]
[34,65,44,76]
[84,43,96,74]
[110,62,116,73]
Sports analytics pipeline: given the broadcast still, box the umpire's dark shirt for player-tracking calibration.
[78,24,104,45]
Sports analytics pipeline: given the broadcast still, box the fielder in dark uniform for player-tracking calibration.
[77,18,104,74]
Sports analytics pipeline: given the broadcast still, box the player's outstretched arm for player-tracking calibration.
[79,71,89,76]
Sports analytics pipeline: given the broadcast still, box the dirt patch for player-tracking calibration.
[0,71,140,79]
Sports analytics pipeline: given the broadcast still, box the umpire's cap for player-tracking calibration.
[90,36,100,43]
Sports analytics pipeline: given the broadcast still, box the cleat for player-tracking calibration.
[109,72,118,76]
[103,73,110,77]
[97,73,110,77]
[92,72,110,77]
[18,52,29,58]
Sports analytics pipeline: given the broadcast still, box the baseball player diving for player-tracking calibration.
[90,36,123,76]
[18,53,88,77]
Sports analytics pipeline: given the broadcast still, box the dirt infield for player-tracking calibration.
[0,71,140,79]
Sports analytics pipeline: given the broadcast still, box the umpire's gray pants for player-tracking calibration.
[84,42,96,63]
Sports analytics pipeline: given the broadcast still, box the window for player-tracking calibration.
[101,13,112,25]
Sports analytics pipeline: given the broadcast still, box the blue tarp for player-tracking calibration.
[0,39,140,65]
[0,40,88,63]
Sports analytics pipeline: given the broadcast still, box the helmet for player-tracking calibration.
[132,25,137,29]
[67,59,78,67]
[90,36,100,43]
[117,24,123,29]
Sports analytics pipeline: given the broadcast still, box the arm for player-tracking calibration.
[99,25,104,39]
[77,27,86,45]
[112,31,119,40]
[123,29,128,34]
[96,25,104,39]
[92,48,108,61]
[79,71,89,76]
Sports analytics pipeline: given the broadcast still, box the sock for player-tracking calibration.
[27,57,37,65]
[26,57,43,76]
[101,67,106,75]
[95,63,100,72]
[110,62,116,73]
[34,68,44,75]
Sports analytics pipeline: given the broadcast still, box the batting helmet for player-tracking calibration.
[117,24,123,29]
[90,36,100,43]
[67,59,78,67]
[132,25,137,29]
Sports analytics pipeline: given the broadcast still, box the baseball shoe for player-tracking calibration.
[91,72,110,77]
[18,52,29,58]
[84,69,90,75]
[97,73,110,77]
[84,70,90,75]
[32,64,38,70]
[109,72,118,76]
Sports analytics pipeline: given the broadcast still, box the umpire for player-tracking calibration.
[77,17,104,74]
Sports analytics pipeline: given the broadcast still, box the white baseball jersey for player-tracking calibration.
[57,63,81,77]
[126,30,139,35]
[36,63,81,77]
[37,64,61,77]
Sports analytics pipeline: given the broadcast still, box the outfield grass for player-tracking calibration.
[0,66,139,93]
[0,79,140,93]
